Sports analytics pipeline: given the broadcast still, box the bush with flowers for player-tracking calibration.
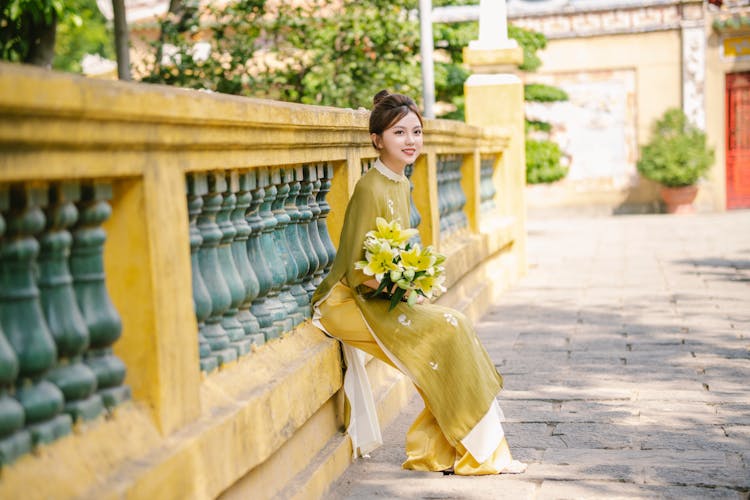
[355,218,447,311]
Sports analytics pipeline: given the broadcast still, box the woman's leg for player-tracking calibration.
[402,389,455,472]
[317,282,397,369]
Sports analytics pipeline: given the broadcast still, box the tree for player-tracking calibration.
[1,0,64,67]
[52,0,113,73]
[1,0,128,77]
[142,0,422,109]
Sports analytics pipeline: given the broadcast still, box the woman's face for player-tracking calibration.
[372,111,423,170]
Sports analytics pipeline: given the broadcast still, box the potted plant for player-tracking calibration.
[637,108,715,214]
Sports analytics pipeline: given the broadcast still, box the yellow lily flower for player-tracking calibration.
[413,273,447,299]
[400,244,437,273]
[354,242,400,281]
[367,217,418,249]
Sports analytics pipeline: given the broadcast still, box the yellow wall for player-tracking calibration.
[0,62,526,499]
[519,28,729,211]
[535,30,682,145]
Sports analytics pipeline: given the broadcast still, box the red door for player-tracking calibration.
[726,72,750,209]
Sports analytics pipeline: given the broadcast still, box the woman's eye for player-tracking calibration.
[415,129,422,135]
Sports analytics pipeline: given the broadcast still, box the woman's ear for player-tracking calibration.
[370,133,382,149]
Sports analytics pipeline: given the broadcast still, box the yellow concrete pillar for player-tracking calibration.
[328,150,362,249]
[105,166,202,435]
[412,152,440,249]
[464,45,527,271]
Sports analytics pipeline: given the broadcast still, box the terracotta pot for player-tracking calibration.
[660,185,698,214]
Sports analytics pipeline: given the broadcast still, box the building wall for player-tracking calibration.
[523,29,684,213]
[706,23,750,210]
[509,0,725,213]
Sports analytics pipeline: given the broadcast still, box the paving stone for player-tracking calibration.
[714,404,750,425]
[646,463,750,489]
[636,424,739,452]
[551,422,637,449]
[537,481,743,499]
[504,423,567,450]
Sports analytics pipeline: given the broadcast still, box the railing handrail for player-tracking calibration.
[0,63,508,183]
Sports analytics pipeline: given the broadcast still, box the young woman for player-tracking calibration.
[312,90,526,475]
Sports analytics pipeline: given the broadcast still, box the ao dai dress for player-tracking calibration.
[312,159,515,474]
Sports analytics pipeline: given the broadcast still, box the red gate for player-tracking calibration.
[726,72,750,209]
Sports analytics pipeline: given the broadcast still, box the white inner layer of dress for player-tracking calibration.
[311,159,507,464]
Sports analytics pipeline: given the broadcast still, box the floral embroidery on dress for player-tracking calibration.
[429,361,439,370]
[398,314,411,327]
[444,313,458,327]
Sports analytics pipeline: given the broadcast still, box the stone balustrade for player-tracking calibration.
[0,62,523,498]
[0,182,129,464]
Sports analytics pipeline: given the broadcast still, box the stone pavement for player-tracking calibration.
[328,211,750,499]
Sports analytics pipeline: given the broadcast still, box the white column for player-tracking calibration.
[469,0,517,50]
[681,23,706,130]
[419,0,436,118]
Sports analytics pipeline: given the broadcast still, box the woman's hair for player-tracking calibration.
[369,90,423,148]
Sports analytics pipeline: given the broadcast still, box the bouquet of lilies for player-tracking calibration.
[355,217,447,311]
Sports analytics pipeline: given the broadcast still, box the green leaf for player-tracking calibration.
[389,288,406,311]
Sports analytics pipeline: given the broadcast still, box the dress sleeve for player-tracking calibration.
[339,183,382,290]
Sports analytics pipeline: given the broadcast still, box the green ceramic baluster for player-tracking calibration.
[480,157,496,213]
[40,183,103,422]
[298,166,319,301]
[0,186,32,464]
[309,166,328,286]
[248,169,278,341]
[283,167,310,322]
[1,184,71,445]
[187,174,218,373]
[317,164,337,276]
[439,156,449,237]
[72,183,130,409]
[198,173,237,365]
[270,168,299,332]
[454,157,468,231]
[233,172,263,347]
[216,172,252,356]
[256,169,288,339]
[447,157,458,233]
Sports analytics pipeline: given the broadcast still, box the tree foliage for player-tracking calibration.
[53,0,112,73]
[524,83,568,103]
[525,139,567,184]
[1,0,113,72]
[141,0,421,109]
[1,0,65,65]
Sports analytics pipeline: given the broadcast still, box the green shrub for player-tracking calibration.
[637,109,715,187]
[526,139,568,184]
[525,119,551,133]
[524,83,568,102]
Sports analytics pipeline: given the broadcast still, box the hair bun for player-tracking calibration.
[373,90,390,107]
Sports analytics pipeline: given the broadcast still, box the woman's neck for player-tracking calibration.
[379,156,406,176]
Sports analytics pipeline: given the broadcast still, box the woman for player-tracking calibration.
[312,90,526,475]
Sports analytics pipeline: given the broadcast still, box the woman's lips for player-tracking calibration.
[403,149,416,155]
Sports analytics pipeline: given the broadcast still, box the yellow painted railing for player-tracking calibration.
[0,62,525,498]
